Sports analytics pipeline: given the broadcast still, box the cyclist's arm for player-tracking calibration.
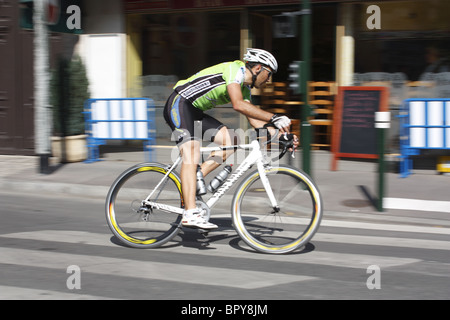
[227,83,290,134]
[228,83,272,121]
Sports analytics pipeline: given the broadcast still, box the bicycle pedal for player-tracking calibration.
[197,229,209,236]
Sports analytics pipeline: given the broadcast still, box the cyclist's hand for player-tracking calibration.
[270,114,291,133]
[279,133,299,155]
[291,134,299,151]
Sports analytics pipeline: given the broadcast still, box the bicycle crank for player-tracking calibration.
[271,206,280,214]
[196,199,211,222]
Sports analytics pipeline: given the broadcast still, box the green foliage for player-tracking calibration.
[51,55,90,136]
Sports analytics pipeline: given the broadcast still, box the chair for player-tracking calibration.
[307,81,336,149]
[260,82,304,138]
[260,82,287,112]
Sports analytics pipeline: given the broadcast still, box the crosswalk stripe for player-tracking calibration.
[0,230,113,247]
[2,222,448,299]
[385,198,450,213]
[320,220,450,235]
[159,245,421,269]
[0,285,117,300]
[0,230,422,269]
[209,214,450,235]
[0,247,315,290]
[3,227,450,251]
[313,233,450,251]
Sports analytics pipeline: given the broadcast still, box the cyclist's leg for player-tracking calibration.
[201,115,238,177]
[163,93,218,229]
[179,140,218,229]
[179,139,218,229]
[179,139,201,211]
[164,93,203,211]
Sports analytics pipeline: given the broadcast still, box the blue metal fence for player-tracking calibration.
[399,99,450,177]
[83,98,156,163]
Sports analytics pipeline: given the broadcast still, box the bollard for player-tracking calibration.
[375,112,391,212]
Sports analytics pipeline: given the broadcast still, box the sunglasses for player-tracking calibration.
[262,66,273,79]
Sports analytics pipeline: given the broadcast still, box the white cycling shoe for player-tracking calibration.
[182,209,218,230]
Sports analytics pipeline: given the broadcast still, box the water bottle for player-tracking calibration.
[196,166,207,195]
[207,165,232,193]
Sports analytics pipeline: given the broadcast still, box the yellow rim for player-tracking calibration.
[109,166,183,245]
[234,167,321,252]
[109,203,157,245]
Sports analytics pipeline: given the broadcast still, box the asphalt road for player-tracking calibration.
[1,189,449,303]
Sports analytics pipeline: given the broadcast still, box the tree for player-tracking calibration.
[51,56,90,136]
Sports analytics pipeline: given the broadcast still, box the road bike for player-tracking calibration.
[106,128,323,254]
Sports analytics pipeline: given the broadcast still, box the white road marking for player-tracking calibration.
[385,198,450,213]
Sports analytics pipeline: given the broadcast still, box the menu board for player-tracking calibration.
[331,87,389,170]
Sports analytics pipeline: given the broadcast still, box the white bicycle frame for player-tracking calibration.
[144,139,278,215]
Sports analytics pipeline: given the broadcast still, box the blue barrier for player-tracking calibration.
[399,99,450,177]
[83,98,156,163]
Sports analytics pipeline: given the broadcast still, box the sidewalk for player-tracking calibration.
[1,145,449,219]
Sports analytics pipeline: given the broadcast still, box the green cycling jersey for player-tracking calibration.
[173,60,252,111]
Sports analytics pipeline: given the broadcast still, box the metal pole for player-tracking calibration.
[375,111,390,212]
[33,0,52,174]
[377,127,386,212]
[300,0,312,175]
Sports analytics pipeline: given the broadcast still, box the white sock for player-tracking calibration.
[183,208,200,216]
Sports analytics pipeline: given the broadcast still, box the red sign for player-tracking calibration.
[47,0,60,25]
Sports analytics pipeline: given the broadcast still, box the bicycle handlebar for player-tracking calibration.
[256,124,296,161]
[278,133,295,160]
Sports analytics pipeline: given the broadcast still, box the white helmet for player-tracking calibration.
[243,48,278,73]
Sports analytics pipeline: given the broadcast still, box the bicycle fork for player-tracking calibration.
[257,160,280,213]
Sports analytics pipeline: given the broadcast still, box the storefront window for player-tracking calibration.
[140,4,337,83]
[132,4,338,136]
[141,10,240,80]
[249,4,337,82]
[354,0,450,99]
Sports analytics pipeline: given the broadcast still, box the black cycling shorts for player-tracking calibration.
[163,92,225,145]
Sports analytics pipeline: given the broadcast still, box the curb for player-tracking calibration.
[0,179,110,200]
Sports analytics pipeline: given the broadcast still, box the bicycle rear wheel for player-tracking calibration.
[232,164,323,254]
[106,163,183,248]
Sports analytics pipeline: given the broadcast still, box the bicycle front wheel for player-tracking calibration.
[106,163,183,249]
[232,165,323,254]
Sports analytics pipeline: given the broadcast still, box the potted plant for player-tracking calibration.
[50,55,90,163]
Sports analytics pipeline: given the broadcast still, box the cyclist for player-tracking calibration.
[163,48,298,229]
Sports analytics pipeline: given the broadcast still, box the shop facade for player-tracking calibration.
[351,0,450,151]
[119,0,450,146]
[121,0,339,137]
[76,0,450,106]
[124,0,338,91]
[2,0,450,154]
